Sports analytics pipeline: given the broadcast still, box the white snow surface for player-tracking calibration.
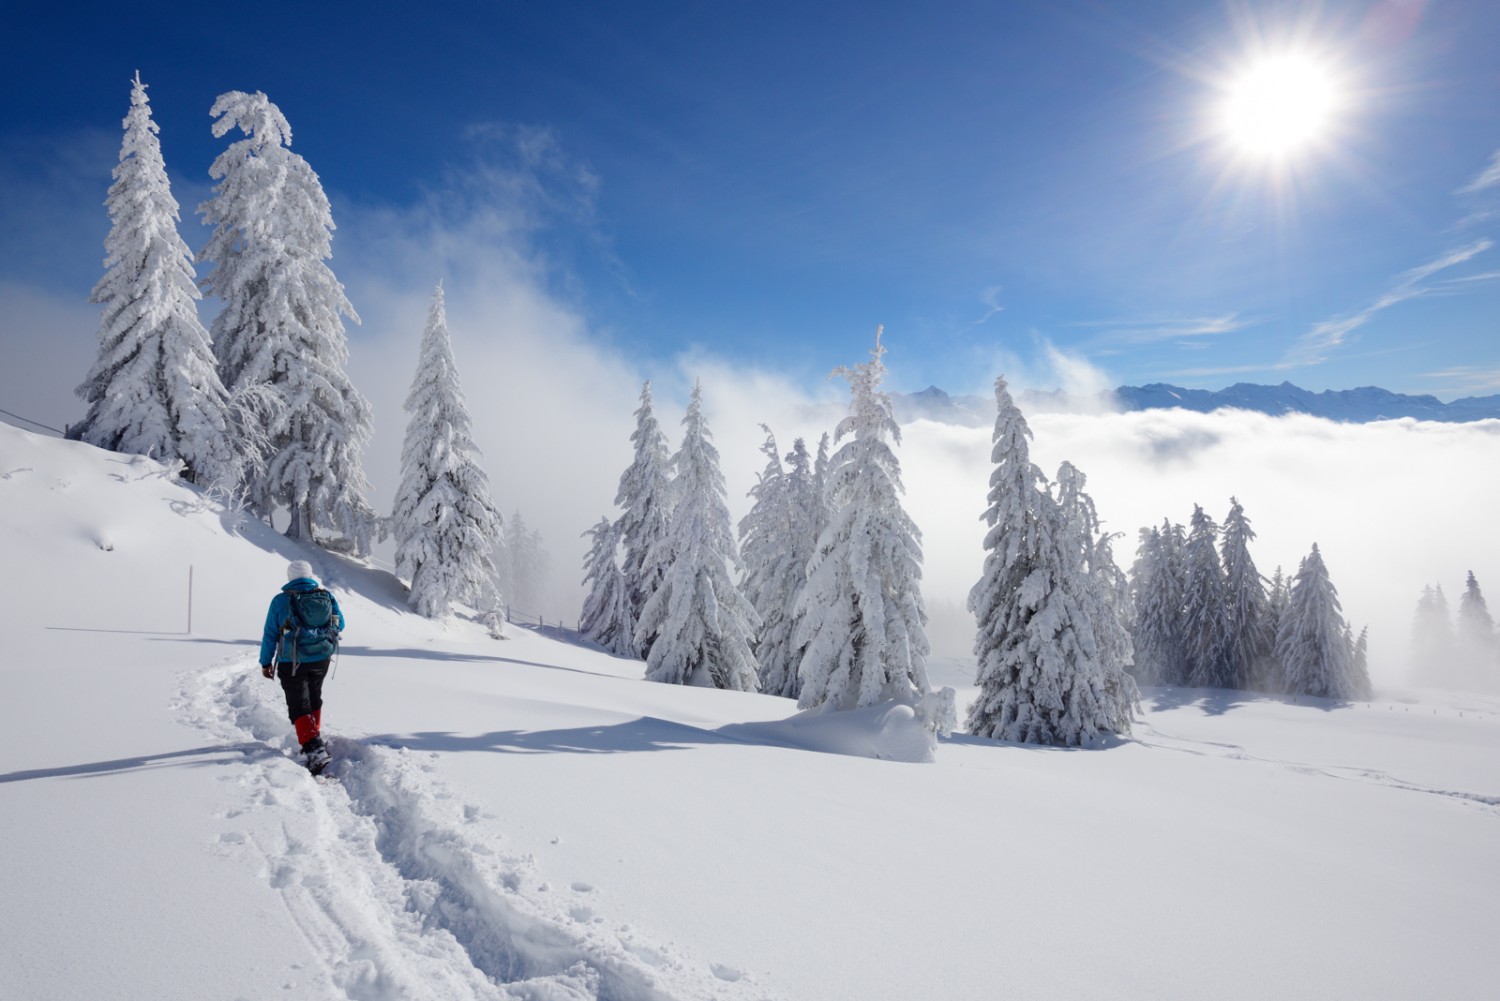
[2,421,1497,1000]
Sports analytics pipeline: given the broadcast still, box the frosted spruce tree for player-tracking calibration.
[793,333,944,719]
[579,516,636,657]
[1131,519,1190,686]
[740,432,819,698]
[967,376,1134,745]
[1457,572,1496,685]
[70,73,238,489]
[1181,505,1231,688]
[809,430,833,543]
[1409,584,1457,686]
[1263,566,1290,690]
[1221,497,1275,691]
[1052,461,1135,679]
[391,284,503,620]
[1277,544,1362,700]
[198,90,376,552]
[636,382,760,690]
[614,381,674,655]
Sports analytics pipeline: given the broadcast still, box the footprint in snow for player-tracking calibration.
[571,881,594,893]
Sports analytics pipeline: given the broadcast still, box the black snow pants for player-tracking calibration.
[276,660,330,723]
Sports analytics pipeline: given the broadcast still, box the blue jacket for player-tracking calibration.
[260,578,346,666]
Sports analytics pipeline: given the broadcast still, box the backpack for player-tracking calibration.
[281,588,340,663]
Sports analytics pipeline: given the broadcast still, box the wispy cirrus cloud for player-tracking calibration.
[1080,313,1249,347]
[1281,238,1495,367]
[1420,366,1500,396]
[1456,148,1500,196]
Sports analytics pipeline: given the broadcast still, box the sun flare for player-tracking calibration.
[1221,53,1340,158]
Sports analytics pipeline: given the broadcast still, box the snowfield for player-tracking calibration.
[2,421,1496,1000]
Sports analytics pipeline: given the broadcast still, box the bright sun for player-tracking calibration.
[1221,53,1340,158]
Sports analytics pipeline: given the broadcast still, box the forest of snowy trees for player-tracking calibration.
[1131,500,1372,701]
[64,75,1497,753]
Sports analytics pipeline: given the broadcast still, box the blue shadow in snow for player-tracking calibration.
[367,717,758,757]
[0,741,277,784]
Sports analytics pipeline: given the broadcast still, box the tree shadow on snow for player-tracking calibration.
[0,741,278,784]
[1141,685,1356,715]
[367,717,758,757]
[337,646,637,682]
[938,731,1132,752]
[1140,686,1273,716]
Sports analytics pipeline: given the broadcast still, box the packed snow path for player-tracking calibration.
[180,657,772,1001]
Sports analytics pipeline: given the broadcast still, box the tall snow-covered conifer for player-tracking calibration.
[70,73,237,489]
[793,333,936,712]
[740,432,819,698]
[966,377,1134,745]
[1457,572,1496,684]
[1221,497,1274,691]
[1277,544,1361,700]
[579,516,636,657]
[391,284,502,619]
[614,381,674,655]
[636,382,760,690]
[1182,505,1231,688]
[198,90,376,551]
[1131,520,1189,686]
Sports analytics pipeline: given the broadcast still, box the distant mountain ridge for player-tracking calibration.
[890,381,1500,427]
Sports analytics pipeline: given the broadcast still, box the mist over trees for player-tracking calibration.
[1411,574,1497,690]
[1128,497,1371,701]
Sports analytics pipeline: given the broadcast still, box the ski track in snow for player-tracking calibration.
[1133,723,1500,811]
[177,657,776,1001]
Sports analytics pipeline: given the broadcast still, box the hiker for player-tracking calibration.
[260,559,344,774]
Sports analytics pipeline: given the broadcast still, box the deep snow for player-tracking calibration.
[2,422,1496,1000]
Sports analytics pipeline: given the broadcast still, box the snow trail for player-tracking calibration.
[181,658,774,1001]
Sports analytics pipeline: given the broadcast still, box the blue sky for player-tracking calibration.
[3,0,1498,405]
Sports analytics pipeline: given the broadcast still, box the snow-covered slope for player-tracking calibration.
[2,422,1497,1000]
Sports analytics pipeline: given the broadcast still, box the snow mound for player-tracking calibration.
[722,701,937,763]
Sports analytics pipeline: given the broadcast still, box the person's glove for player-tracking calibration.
[261,664,274,679]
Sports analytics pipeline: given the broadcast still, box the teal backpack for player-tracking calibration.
[281,589,340,664]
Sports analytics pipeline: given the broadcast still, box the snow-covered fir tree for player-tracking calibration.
[70,73,238,490]
[391,283,503,620]
[740,432,819,698]
[613,381,674,656]
[1277,544,1362,700]
[198,90,376,552]
[1348,624,1373,700]
[1221,497,1275,691]
[966,376,1134,745]
[809,430,833,543]
[793,333,940,714]
[1264,565,1290,690]
[1052,461,1134,680]
[497,511,550,620]
[1457,571,1496,685]
[1181,505,1232,689]
[636,382,760,690]
[1129,527,1173,686]
[1131,518,1192,686]
[578,516,636,657]
[1410,584,1457,685]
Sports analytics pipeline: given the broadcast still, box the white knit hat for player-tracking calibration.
[287,560,316,581]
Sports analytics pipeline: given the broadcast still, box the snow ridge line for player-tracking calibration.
[181,659,773,1001]
[1134,724,1500,811]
